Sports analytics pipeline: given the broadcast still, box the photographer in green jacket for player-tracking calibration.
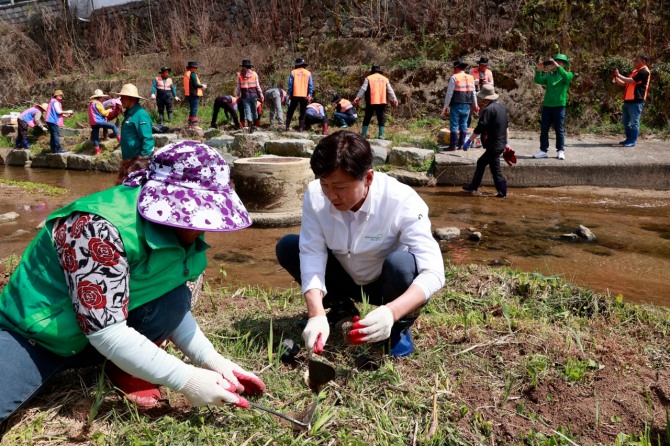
[533,54,574,160]
[0,141,266,425]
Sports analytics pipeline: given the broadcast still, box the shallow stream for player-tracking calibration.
[2,166,669,307]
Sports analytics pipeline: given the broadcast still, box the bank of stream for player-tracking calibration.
[1,166,669,307]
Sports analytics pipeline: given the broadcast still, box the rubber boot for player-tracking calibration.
[322,122,329,135]
[167,113,173,123]
[362,125,369,137]
[623,129,638,147]
[620,127,631,145]
[457,131,466,150]
[494,179,508,198]
[446,134,457,151]
[94,146,101,155]
[337,117,347,128]
[298,120,305,132]
[385,317,417,358]
[23,139,30,150]
[255,119,260,128]
[249,122,254,134]
[105,361,160,408]
[378,126,385,139]
[157,114,164,125]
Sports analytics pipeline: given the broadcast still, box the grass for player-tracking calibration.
[0,179,67,196]
[1,263,669,445]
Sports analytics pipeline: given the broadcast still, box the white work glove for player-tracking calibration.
[302,315,329,353]
[179,366,249,408]
[202,84,208,89]
[175,97,181,102]
[202,352,266,395]
[151,94,156,100]
[349,305,394,343]
[41,126,48,132]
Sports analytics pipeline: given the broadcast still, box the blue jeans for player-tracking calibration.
[540,106,566,151]
[47,122,63,153]
[90,122,119,147]
[334,112,357,126]
[622,102,644,140]
[267,95,284,125]
[0,284,192,423]
[240,97,258,124]
[275,234,420,332]
[187,96,200,119]
[449,103,471,147]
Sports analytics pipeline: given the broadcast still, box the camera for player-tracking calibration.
[543,60,553,66]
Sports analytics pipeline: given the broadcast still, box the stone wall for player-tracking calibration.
[0,0,62,25]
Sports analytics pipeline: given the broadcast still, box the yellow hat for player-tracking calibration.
[53,90,64,97]
[38,103,48,111]
[112,83,145,99]
[90,89,109,99]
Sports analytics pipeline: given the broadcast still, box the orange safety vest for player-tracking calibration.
[624,66,651,101]
[238,71,259,90]
[337,98,353,112]
[472,69,493,88]
[183,70,203,97]
[367,73,389,105]
[291,68,311,97]
[453,72,474,93]
[155,76,173,91]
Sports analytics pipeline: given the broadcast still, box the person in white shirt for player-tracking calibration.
[275,131,445,357]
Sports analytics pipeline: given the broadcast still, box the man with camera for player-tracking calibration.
[613,54,651,147]
[533,54,574,160]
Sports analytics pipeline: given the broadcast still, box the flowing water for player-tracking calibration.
[2,166,669,307]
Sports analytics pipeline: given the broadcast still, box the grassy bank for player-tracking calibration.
[1,263,668,445]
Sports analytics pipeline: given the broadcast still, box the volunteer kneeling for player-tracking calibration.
[0,141,265,424]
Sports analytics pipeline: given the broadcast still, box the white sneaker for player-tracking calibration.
[557,150,565,160]
[533,151,548,159]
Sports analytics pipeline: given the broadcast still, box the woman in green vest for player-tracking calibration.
[0,141,266,423]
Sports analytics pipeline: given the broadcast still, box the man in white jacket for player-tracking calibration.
[276,131,444,357]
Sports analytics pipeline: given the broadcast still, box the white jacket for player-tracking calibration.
[299,172,445,301]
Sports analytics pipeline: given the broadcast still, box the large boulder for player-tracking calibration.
[0,148,13,164]
[30,153,48,168]
[204,128,221,139]
[204,135,235,150]
[59,128,81,137]
[5,149,30,166]
[369,139,392,165]
[45,153,68,169]
[388,146,435,168]
[264,139,314,157]
[230,131,273,157]
[179,127,205,139]
[67,154,97,171]
[154,133,181,148]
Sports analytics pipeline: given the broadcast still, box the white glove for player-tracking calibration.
[202,352,266,395]
[41,126,48,132]
[354,305,394,343]
[151,94,156,99]
[202,84,208,89]
[302,315,329,353]
[179,366,249,408]
[175,97,181,102]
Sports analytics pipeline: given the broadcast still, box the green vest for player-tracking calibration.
[0,185,208,357]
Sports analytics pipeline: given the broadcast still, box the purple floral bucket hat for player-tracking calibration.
[123,140,252,231]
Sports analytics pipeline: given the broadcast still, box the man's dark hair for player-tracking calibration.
[310,131,373,180]
[637,54,650,63]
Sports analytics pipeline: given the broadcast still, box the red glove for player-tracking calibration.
[503,146,517,167]
[353,98,360,105]
[347,316,367,344]
[233,370,266,395]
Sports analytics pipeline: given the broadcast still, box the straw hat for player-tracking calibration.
[90,89,109,100]
[38,103,48,111]
[53,90,64,97]
[112,84,145,99]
